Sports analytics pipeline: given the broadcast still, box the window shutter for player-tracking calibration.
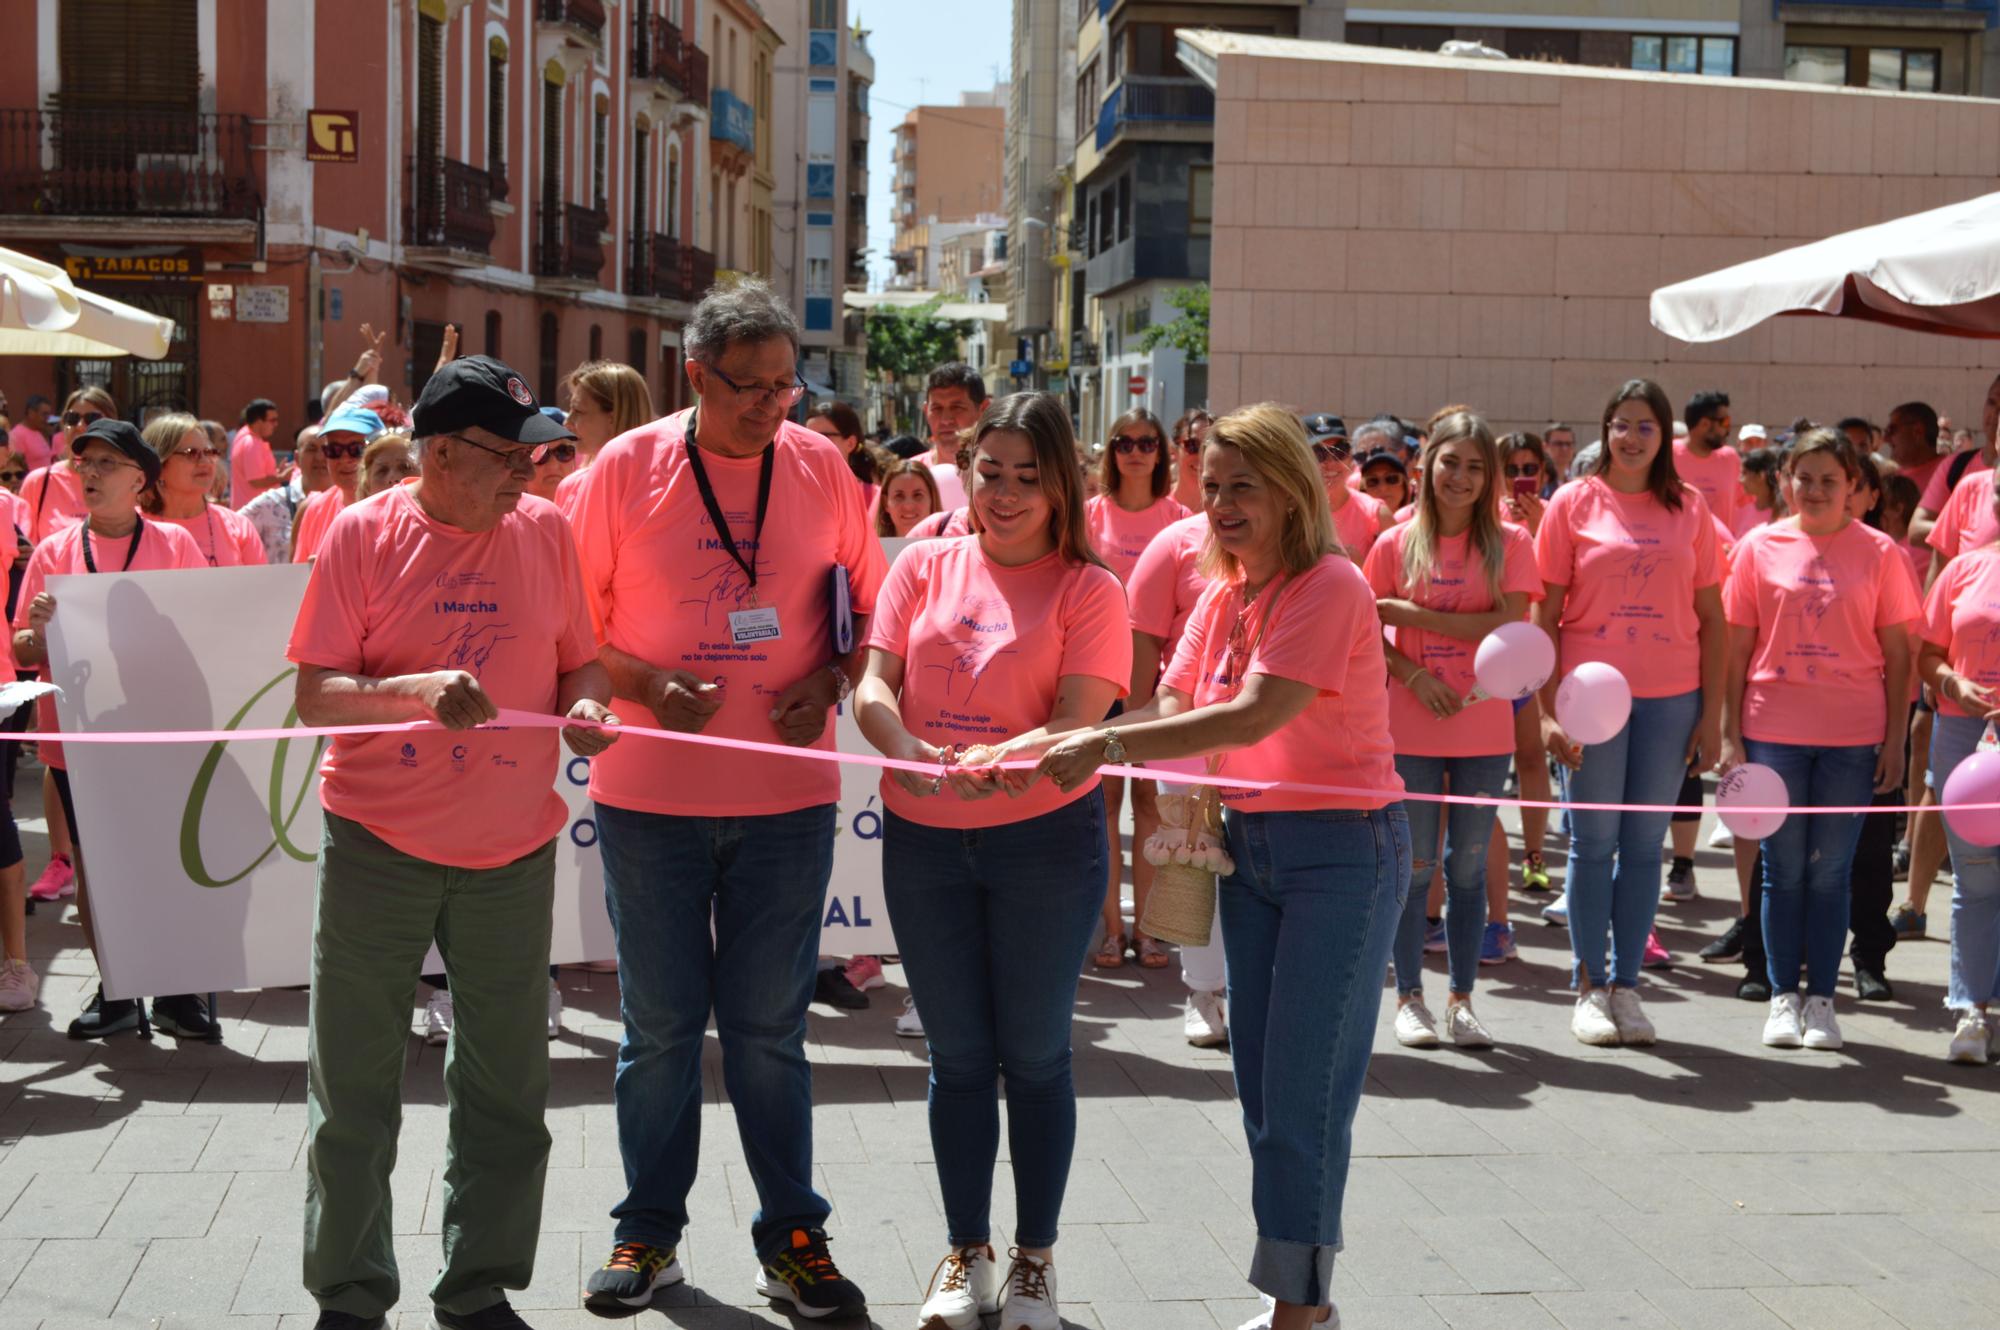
[57,0,199,111]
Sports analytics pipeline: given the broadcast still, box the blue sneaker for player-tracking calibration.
[1423,919,1447,953]
[1479,922,1517,965]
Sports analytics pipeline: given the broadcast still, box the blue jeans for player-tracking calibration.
[1391,753,1509,997]
[1561,689,1701,989]
[595,801,836,1260]
[1931,714,2000,1009]
[1220,804,1411,1308]
[1744,739,1874,999]
[882,790,1106,1250]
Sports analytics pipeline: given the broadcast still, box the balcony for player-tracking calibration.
[538,200,608,287]
[681,244,717,301]
[404,155,496,265]
[1094,76,1216,151]
[627,229,676,300]
[630,10,708,108]
[711,88,755,157]
[537,0,606,41]
[0,108,261,240]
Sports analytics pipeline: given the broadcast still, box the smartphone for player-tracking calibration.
[1513,476,1539,497]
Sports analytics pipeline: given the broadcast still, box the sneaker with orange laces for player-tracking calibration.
[999,1250,1060,1330]
[583,1240,683,1310]
[755,1227,867,1320]
[28,853,73,902]
[918,1243,998,1328]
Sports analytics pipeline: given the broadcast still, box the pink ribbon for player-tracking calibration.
[12,705,1991,818]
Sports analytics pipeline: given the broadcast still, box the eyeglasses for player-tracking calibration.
[446,433,552,470]
[71,455,139,477]
[1608,420,1660,439]
[1504,462,1541,478]
[170,445,223,462]
[1112,434,1160,456]
[535,443,579,465]
[1311,441,1352,465]
[63,410,105,429]
[320,441,367,460]
[704,365,807,408]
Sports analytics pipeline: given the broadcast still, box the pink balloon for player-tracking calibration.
[1943,750,2000,847]
[1474,622,1555,701]
[1554,662,1632,745]
[1716,762,1787,841]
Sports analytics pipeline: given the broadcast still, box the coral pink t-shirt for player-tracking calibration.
[1162,553,1404,812]
[162,502,267,567]
[1926,470,2000,565]
[1732,504,1775,541]
[1921,451,1990,514]
[1672,440,1742,531]
[8,423,51,473]
[15,518,207,770]
[229,425,277,509]
[1535,477,1722,699]
[1085,493,1190,584]
[288,486,597,868]
[568,409,887,817]
[1363,523,1542,758]
[1922,546,2000,719]
[1902,455,1943,500]
[290,485,349,562]
[909,507,973,539]
[0,488,27,671]
[1723,520,1920,746]
[21,463,85,544]
[1328,488,1387,564]
[928,460,966,509]
[554,464,589,521]
[868,539,1131,829]
[1127,513,1209,657]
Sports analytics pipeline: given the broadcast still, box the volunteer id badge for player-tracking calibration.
[729,605,783,645]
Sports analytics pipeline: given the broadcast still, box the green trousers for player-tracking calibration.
[303,813,557,1318]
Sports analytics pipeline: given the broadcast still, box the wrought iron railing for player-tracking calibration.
[0,108,260,219]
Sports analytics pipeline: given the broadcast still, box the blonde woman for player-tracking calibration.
[356,433,420,500]
[555,361,655,516]
[141,414,267,565]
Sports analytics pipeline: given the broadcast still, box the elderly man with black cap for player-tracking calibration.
[10,418,208,1037]
[289,356,618,1330]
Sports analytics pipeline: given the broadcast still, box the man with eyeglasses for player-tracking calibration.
[921,361,988,508]
[566,277,885,1321]
[1543,423,1577,491]
[291,354,617,1330]
[290,403,382,562]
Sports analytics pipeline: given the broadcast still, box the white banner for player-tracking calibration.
[47,563,894,1000]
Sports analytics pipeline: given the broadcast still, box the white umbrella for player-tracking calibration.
[0,245,175,358]
[1651,190,2000,342]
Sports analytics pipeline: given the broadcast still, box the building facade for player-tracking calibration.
[0,0,749,429]
[1005,0,1072,386]
[888,95,1006,290]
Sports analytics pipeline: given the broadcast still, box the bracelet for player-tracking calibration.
[826,661,852,701]
[347,369,364,380]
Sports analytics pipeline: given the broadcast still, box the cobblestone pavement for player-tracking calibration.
[3,787,1998,1330]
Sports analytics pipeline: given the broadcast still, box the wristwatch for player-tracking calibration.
[826,662,853,702]
[1101,728,1126,764]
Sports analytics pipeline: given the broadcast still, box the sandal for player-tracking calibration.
[1135,935,1172,968]
[1092,931,1127,969]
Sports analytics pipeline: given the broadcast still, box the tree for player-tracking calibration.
[864,297,975,383]
[1135,283,1209,361]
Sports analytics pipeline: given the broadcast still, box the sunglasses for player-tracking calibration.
[1505,462,1541,478]
[1112,434,1160,456]
[0,470,24,483]
[63,410,105,429]
[535,443,579,465]
[171,446,223,462]
[1312,441,1352,465]
[321,441,366,460]
[1361,472,1403,485]
[1178,438,1202,456]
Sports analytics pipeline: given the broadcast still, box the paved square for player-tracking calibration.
[4,782,1999,1329]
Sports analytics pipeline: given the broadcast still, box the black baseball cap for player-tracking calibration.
[1359,449,1407,475]
[73,418,161,487]
[1302,413,1347,444]
[412,355,575,445]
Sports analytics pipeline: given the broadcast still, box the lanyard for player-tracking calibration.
[199,503,219,566]
[684,407,774,598]
[82,521,143,573]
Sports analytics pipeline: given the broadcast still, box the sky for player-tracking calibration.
[856,0,1013,290]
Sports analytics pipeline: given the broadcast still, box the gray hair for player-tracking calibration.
[1351,420,1398,450]
[684,276,800,364]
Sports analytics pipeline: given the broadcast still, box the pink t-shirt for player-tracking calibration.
[1926,471,2000,565]
[1672,440,1742,531]
[161,502,267,567]
[1732,503,1776,541]
[21,463,85,544]
[1085,493,1191,584]
[1723,520,1920,747]
[928,460,966,509]
[868,539,1131,829]
[0,488,25,671]
[1535,477,1723,699]
[1901,454,1943,501]
[554,464,589,521]
[1328,488,1386,564]
[287,486,597,868]
[1127,513,1209,657]
[14,518,207,769]
[1363,523,1542,757]
[1922,546,2000,719]
[1921,451,1991,515]
[7,423,51,473]
[1161,553,1404,812]
[229,425,277,509]
[290,486,349,562]
[1903,538,1930,591]
[909,507,973,539]
[568,410,887,817]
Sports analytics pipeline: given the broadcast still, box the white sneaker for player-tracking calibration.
[1184,989,1228,1047]
[1762,992,1803,1048]
[1708,822,1735,849]
[1608,986,1655,1046]
[998,1250,1059,1330]
[1445,999,1494,1049]
[895,995,925,1038]
[1394,997,1440,1048]
[1800,995,1842,1050]
[0,958,39,1013]
[1571,990,1620,1046]
[1540,892,1569,924]
[1947,1010,1992,1065]
[422,989,454,1046]
[918,1243,999,1328]
[548,977,563,1040]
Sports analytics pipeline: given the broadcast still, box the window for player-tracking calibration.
[806,229,833,297]
[666,143,681,238]
[1632,34,1733,77]
[809,0,838,28]
[1871,47,1940,92]
[1115,174,1130,244]
[484,309,502,358]
[57,0,197,113]
[1189,164,1212,238]
[627,328,647,377]
[538,312,560,404]
[487,38,508,184]
[542,77,563,228]
[589,324,603,362]
[592,95,610,212]
[633,125,650,235]
[1075,60,1099,144]
[1784,45,1848,86]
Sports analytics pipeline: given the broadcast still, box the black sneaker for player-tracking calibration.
[756,1227,868,1320]
[1736,974,1772,1002]
[153,993,222,1041]
[1699,917,1748,963]
[314,1312,387,1330]
[67,986,148,1040]
[813,968,869,1011]
[1854,967,1895,1002]
[430,1299,532,1330]
[585,1241,684,1310]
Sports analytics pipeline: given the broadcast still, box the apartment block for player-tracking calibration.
[889,97,1006,290]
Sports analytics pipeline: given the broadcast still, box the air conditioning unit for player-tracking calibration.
[134,154,214,213]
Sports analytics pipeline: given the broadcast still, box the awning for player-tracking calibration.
[842,289,1010,324]
[0,245,175,358]
[1650,190,2000,342]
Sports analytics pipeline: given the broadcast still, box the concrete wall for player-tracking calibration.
[1203,38,2000,433]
